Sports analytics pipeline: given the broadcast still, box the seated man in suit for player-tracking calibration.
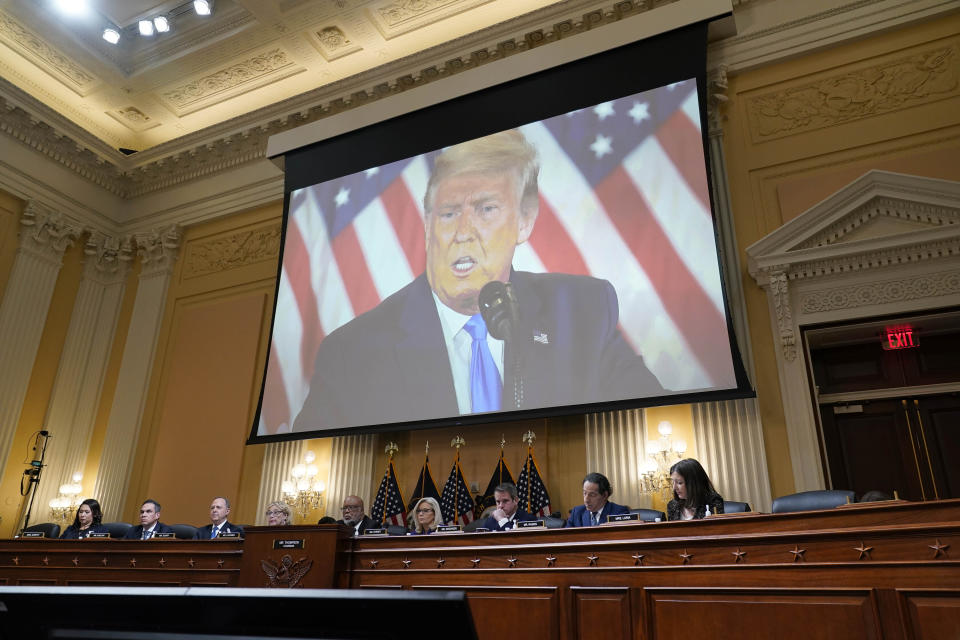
[292,129,663,431]
[194,496,243,539]
[566,472,629,527]
[480,482,537,531]
[334,495,375,536]
[122,499,175,539]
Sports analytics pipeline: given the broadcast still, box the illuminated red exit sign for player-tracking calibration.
[882,325,918,350]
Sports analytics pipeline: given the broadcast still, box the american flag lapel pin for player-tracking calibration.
[533,331,549,345]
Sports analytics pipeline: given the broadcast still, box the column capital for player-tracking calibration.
[20,201,82,261]
[83,232,136,284]
[135,225,182,277]
[707,64,729,139]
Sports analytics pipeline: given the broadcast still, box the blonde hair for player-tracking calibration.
[265,501,292,525]
[411,497,444,534]
[423,129,539,219]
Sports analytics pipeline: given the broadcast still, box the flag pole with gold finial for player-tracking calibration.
[451,435,465,525]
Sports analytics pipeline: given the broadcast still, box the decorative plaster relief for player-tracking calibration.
[20,200,81,259]
[370,0,496,39]
[794,197,960,250]
[135,226,181,277]
[746,42,959,141]
[800,270,960,314]
[183,224,282,279]
[83,232,135,282]
[311,26,362,62]
[160,49,304,116]
[0,10,96,95]
[106,106,161,133]
[708,64,729,138]
[768,269,796,361]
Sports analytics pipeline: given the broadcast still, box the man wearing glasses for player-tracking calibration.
[333,495,375,536]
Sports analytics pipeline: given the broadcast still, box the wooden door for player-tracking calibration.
[819,395,960,501]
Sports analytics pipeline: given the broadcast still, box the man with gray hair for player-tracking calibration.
[479,482,536,531]
[194,496,243,539]
[294,129,663,431]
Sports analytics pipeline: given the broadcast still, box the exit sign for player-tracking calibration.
[882,326,918,350]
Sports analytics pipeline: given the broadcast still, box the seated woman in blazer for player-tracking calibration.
[667,458,724,521]
[60,499,109,539]
[408,497,444,534]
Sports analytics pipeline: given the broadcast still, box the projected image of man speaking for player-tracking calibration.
[292,129,664,431]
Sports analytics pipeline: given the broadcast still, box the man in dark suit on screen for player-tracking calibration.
[122,499,175,540]
[194,496,243,539]
[566,472,629,527]
[293,130,663,431]
[479,483,537,531]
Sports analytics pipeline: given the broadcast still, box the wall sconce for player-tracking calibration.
[281,451,325,519]
[48,472,84,522]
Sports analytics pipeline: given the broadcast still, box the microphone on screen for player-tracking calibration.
[478,281,519,342]
[478,281,524,409]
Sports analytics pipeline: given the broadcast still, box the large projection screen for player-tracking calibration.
[252,20,752,441]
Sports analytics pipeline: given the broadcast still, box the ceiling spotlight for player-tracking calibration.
[55,0,89,16]
[153,16,170,33]
[193,0,213,16]
[138,20,154,36]
[102,28,120,44]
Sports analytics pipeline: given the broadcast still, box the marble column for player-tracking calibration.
[0,202,80,481]
[33,233,135,519]
[92,226,180,521]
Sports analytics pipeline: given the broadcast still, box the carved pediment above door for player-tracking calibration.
[745,170,960,495]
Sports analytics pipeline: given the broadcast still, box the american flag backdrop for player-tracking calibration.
[439,455,476,527]
[516,449,552,518]
[259,78,735,436]
[479,450,515,512]
[371,458,406,527]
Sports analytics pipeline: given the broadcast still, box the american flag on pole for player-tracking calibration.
[440,454,475,527]
[371,458,406,527]
[259,78,734,435]
[516,449,551,518]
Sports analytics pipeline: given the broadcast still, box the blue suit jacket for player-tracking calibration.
[566,502,629,527]
[293,271,664,431]
[193,520,244,539]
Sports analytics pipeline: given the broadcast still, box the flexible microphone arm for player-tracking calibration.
[478,281,523,409]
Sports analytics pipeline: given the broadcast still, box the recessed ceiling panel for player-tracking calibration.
[93,0,184,28]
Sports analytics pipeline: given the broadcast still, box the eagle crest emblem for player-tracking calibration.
[260,554,312,588]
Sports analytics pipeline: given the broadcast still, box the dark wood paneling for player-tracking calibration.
[646,588,881,640]
[914,396,960,499]
[571,586,631,640]
[899,590,960,640]
[413,586,558,640]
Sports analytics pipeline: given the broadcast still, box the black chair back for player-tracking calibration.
[771,490,855,514]
[628,508,666,522]
[23,523,61,538]
[386,525,407,536]
[171,524,198,539]
[103,522,132,538]
[723,501,752,513]
[543,516,565,528]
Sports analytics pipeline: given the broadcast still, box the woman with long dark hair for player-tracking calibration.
[60,498,108,539]
[667,458,724,521]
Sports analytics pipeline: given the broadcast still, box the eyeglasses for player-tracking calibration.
[341,505,361,512]
[416,508,434,514]
[265,510,284,516]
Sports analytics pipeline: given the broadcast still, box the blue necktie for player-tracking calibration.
[210,525,219,539]
[464,314,501,412]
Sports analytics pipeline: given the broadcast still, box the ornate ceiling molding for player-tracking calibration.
[0,10,97,95]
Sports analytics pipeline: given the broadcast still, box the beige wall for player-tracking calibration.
[722,14,960,499]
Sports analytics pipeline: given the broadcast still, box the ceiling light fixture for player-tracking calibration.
[102,28,120,44]
[193,0,213,16]
[54,0,89,16]
[153,16,170,33]
[138,20,154,36]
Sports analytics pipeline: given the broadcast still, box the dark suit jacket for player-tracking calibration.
[335,515,376,536]
[566,501,629,527]
[293,271,664,430]
[193,520,244,539]
[667,492,724,521]
[480,508,536,531]
[122,522,175,539]
[59,524,109,539]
